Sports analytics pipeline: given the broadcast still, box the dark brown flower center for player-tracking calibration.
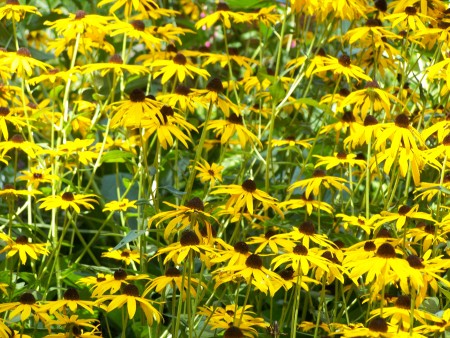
[365,80,380,88]
[395,114,409,128]
[109,54,123,64]
[376,243,396,258]
[114,269,128,280]
[74,10,86,20]
[368,317,388,332]
[376,228,391,238]
[279,267,294,280]
[245,254,263,269]
[234,241,249,254]
[339,88,350,97]
[123,284,139,296]
[217,2,230,11]
[407,255,424,269]
[17,47,31,57]
[19,292,36,305]
[6,0,20,4]
[175,85,191,96]
[224,326,245,338]
[241,179,257,192]
[336,151,347,159]
[180,230,200,246]
[398,205,411,215]
[129,89,146,102]
[364,241,376,252]
[227,113,243,125]
[97,277,106,282]
[265,230,277,239]
[0,107,9,116]
[338,54,351,67]
[186,197,204,211]
[405,6,417,15]
[395,295,411,309]
[11,134,24,143]
[312,169,326,178]
[443,134,450,146]
[173,53,187,65]
[364,115,378,126]
[206,78,224,93]
[16,235,29,244]
[342,111,356,122]
[293,244,308,255]
[165,267,181,277]
[62,192,75,201]
[131,20,145,31]
[121,250,130,257]
[375,0,387,11]
[63,288,80,300]
[424,224,435,235]
[299,220,315,235]
[167,44,178,53]
[366,19,382,27]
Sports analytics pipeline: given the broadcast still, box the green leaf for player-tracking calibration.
[112,230,147,250]
[101,150,134,164]
[269,81,286,103]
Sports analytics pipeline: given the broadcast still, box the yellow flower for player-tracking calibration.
[313,54,372,83]
[279,194,334,215]
[211,179,282,217]
[143,266,203,299]
[0,233,49,265]
[0,47,51,77]
[107,19,161,51]
[109,89,163,129]
[28,67,80,85]
[141,105,197,149]
[247,230,296,254]
[157,84,205,114]
[41,288,96,315]
[288,169,350,198]
[314,152,366,171]
[206,114,262,148]
[384,6,433,32]
[17,167,59,189]
[344,18,402,45]
[102,198,137,212]
[195,3,246,29]
[214,253,282,295]
[44,10,111,39]
[102,248,142,265]
[96,284,161,324]
[195,160,224,186]
[91,269,148,297]
[271,244,331,275]
[81,54,149,77]
[0,0,41,22]
[0,292,49,323]
[0,106,28,141]
[373,205,435,232]
[151,52,210,84]
[38,192,98,213]
[343,115,385,150]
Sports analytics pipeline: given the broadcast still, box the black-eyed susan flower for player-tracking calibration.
[344,115,385,150]
[202,50,259,78]
[41,288,95,315]
[278,220,334,248]
[143,266,203,299]
[102,198,137,212]
[28,67,80,85]
[195,160,224,187]
[109,89,162,129]
[0,106,28,141]
[101,248,142,265]
[0,234,49,265]
[0,184,41,201]
[151,230,215,264]
[214,253,282,295]
[107,19,161,51]
[194,3,246,29]
[149,197,213,240]
[271,137,313,149]
[0,133,43,159]
[344,19,402,45]
[384,6,433,32]
[374,114,424,153]
[97,0,166,19]
[370,295,439,331]
[151,52,209,84]
[340,317,397,337]
[373,205,435,232]
[280,194,334,215]
[271,244,331,275]
[336,213,379,234]
[45,313,99,335]
[212,179,282,216]
[0,291,49,323]
[141,105,197,149]
[247,230,296,254]
[313,54,372,83]
[38,192,98,213]
[81,54,149,77]
[0,0,41,21]
[210,241,251,266]
[271,266,319,293]
[44,10,111,39]
[314,151,366,170]
[288,169,350,198]
[1,47,51,77]
[96,284,161,324]
[197,305,266,337]
[157,84,205,113]
[91,269,148,297]
[206,114,262,149]
[17,166,58,189]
